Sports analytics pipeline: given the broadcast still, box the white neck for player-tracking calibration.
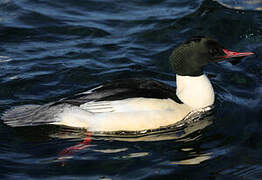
[176,74,215,110]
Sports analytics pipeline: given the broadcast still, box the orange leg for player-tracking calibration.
[58,131,92,166]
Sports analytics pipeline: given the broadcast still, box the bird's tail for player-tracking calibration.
[1,103,68,127]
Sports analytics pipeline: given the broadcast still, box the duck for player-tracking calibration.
[1,37,254,133]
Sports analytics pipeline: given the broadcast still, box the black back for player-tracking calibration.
[53,79,183,106]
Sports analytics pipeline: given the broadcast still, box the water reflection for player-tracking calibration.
[51,114,214,165]
[170,153,211,165]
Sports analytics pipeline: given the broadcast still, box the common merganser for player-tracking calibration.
[2,37,254,133]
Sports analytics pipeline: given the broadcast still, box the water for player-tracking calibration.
[1,0,262,179]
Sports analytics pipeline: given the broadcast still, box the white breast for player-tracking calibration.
[176,74,215,110]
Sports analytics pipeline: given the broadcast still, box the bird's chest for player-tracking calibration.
[176,75,215,109]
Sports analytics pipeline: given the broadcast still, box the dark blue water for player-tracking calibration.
[1,0,262,179]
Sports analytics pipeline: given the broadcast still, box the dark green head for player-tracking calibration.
[169,37,254,76]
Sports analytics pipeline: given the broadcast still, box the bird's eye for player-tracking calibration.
[209,48,219,57]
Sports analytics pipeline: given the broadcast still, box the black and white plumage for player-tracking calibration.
[1,37,254,132]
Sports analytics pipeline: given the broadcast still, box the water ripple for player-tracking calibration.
[1,0,262,179]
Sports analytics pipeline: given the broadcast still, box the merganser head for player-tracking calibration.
[169,37,254,76]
